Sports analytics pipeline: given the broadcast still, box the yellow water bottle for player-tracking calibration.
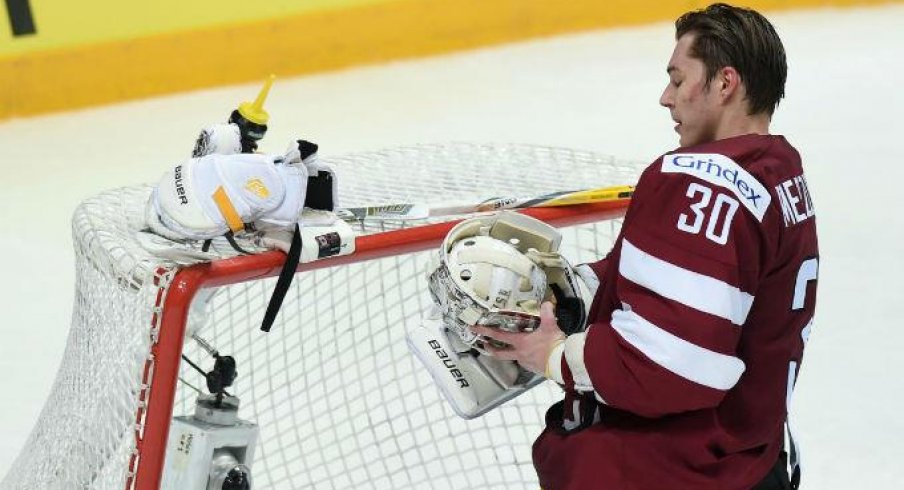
[229,74,275,152]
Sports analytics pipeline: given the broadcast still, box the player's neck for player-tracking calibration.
[714,105,771,141]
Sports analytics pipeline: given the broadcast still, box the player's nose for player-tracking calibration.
[659,86,673,108]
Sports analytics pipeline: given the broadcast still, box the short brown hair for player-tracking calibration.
[676,3,787,116]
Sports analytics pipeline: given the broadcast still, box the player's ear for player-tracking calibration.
[717,66,742,103]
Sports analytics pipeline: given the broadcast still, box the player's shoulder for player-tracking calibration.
[654,134,802,185]
[641,134,801,223]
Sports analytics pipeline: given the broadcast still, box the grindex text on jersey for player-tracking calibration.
[662,153,771,221]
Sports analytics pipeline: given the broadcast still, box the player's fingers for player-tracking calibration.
[538,301,559,330]
[482,343,518,361]
[471,325,520,346]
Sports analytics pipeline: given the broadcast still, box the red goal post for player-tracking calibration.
[0,143,642,490]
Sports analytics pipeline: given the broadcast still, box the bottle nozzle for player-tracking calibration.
[230,75,275,152]
[238,74,275,126]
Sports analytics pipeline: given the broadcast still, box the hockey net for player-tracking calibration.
[0,143,643,490]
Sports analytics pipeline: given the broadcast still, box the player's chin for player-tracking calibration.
[675,123,687,145]
[677,128,698,147]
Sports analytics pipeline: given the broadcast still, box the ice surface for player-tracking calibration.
[1,5,902,488]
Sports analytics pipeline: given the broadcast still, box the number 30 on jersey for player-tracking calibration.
[676,183,740,245]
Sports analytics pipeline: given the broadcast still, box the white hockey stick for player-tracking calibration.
[337,185,634,221]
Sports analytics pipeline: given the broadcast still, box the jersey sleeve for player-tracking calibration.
[574,254,610,301]
[587,256,610,281]
[549,152,774,418]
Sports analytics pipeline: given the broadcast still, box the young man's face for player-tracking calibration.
[659,33,721,147]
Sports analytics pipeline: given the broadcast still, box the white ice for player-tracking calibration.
[0,4,902,488]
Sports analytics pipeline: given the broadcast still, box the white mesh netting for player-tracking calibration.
[0,143,644,490]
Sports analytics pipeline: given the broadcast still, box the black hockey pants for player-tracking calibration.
[751,450,797,490]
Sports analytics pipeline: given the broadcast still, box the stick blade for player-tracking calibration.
[338,203,431,222]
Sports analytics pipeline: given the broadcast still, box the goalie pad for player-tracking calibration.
[147,152,307,240]
[407,308,544,419]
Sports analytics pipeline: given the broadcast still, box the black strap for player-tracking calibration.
[788,427,801,489]
[224,231,254,255]
[751,449,795,490]
[260,223,302,332]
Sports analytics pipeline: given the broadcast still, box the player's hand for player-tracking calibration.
[470,301,566,376]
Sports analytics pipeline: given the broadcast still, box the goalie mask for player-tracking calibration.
[428,212,587,348]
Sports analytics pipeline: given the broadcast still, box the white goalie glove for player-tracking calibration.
[191,123,244,158]
[146,139,339,242]
[407,212,588,419]
[407,307,545,419]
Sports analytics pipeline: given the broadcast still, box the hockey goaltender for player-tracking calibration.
[466,4,819,490]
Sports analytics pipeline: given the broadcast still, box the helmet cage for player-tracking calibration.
[428,259,541,346]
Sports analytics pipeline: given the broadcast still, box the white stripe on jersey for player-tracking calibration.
[620,239,754,326]
[610,306,746,390]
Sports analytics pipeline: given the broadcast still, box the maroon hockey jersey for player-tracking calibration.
[537,134,819,490]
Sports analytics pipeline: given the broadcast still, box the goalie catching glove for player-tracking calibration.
[407,212,588,419]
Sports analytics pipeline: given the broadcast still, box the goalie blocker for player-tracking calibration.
[408,212,589,419]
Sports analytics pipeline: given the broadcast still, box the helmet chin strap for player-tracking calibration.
[550,283,586,335]
[526,248,588,335]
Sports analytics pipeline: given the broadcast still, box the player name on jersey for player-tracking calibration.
[774,174,815,226]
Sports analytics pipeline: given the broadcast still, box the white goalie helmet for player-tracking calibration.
[428,211,587,347]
